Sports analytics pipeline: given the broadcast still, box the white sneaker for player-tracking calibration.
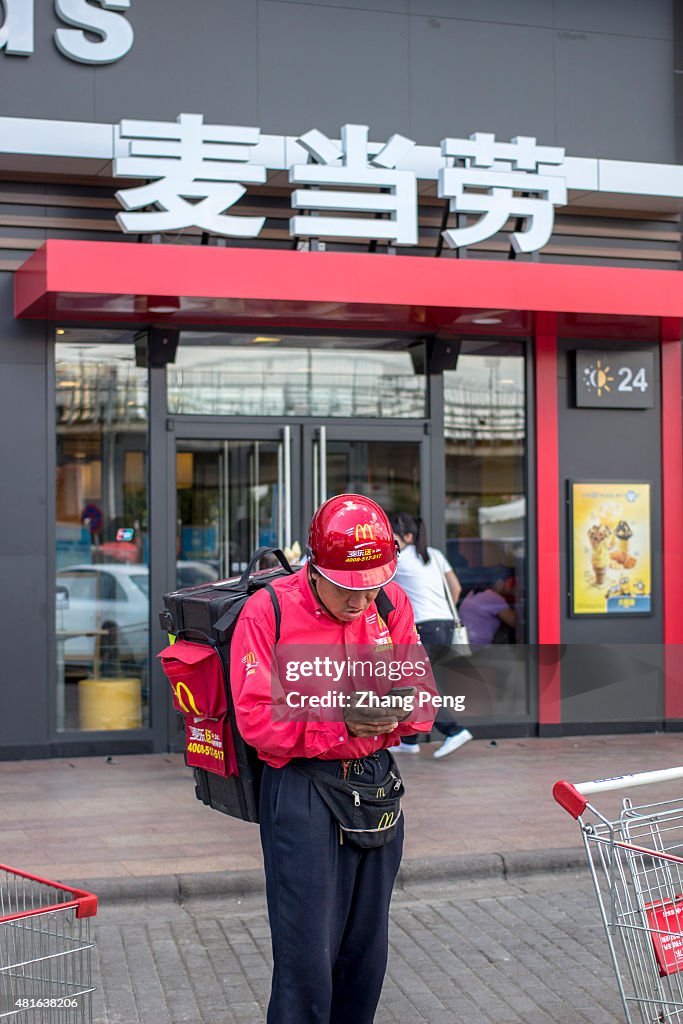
[433,729,473,759]
[394,741,420,754]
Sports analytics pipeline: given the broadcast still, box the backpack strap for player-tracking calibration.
[264,584,282,643]
[212,594,251,644]
[375,587,395,631]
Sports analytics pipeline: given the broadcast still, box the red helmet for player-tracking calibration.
[307,494,398,590]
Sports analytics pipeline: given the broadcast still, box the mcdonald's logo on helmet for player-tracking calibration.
[307,494,398,591]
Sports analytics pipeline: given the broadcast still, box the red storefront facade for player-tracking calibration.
[13,240,683,742]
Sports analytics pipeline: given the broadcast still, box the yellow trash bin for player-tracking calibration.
[78,677,142,731]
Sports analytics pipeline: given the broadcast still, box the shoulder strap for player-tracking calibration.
[264,583,282,643]
[375,587,395,631]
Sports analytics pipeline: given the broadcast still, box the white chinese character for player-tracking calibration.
[289,124,417,245]
[114,113,266,236]
[439,133,566,253]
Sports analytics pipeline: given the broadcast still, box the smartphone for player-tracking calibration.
[387,685,416,722]
[388,685,416,703]
[347,686,416,722]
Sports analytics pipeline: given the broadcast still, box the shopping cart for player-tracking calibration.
[0,863,97,1022]
[554,765,683,1024]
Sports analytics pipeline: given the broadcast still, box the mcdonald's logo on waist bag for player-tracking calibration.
[378,811,395,829]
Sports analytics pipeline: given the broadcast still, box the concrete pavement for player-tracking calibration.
[2,731,682,897]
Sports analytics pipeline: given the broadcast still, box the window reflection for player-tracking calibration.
[167,334,426,418]
[55,335,149,732]
[443,344,527,717]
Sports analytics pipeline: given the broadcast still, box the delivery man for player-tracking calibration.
[230,493,436,1024]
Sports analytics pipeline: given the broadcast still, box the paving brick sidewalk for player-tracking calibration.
[90,873,622,1024]
[0,731,681,892]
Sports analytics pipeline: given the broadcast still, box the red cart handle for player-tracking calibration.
[0,862,97,920]
[553,780,589,819]
[554,766,683,819]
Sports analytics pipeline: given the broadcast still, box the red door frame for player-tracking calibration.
[535,314,562,726]
[662,319,683,720]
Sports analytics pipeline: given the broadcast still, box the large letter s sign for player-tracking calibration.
[54,0,133,65]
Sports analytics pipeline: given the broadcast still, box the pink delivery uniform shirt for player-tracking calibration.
[230,569,436,767]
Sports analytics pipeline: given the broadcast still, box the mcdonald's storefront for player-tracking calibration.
[2,0,683,756]
[3,237,683,758]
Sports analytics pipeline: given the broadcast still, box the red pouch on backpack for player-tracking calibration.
[158,640,227,719]
[185,716,238,777]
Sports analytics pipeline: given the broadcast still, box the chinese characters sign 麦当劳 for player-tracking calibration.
[113,114,566,251]
[570,482,652,616]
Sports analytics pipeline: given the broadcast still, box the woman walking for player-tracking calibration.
[390,513,473,759]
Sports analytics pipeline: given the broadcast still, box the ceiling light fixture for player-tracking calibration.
[472,317,502,325]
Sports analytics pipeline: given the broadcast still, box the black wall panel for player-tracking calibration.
[557,339,663,725]
[0,274,50,747]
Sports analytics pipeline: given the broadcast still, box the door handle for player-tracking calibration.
[318,425,327,507]
[283,425,292,549]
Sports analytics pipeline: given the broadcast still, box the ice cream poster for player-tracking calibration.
[571,482,652,615]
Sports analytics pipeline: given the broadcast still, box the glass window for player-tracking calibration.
[443,342,527,717]
[167,333,426,418]
[55,332,149,732]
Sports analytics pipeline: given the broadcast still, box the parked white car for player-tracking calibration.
[56,561,219,674]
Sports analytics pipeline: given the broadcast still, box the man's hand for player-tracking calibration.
[344,712,398,738]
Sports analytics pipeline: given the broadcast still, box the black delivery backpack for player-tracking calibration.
[159,547,298,823]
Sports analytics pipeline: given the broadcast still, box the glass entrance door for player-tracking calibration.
[175,430,291,581]
[306,425,426,527]
[174,424,426,582]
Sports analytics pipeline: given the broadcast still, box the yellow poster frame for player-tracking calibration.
[568,480,653,618]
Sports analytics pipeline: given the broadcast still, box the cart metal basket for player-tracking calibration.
[555,765,683,1024]
[0,863,97,1022]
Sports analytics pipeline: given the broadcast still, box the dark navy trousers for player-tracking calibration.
[259,751,404,1024]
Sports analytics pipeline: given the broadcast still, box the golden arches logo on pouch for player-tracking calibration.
[172,680,201,716]
[378,812,395,829]
[355,523,374,543]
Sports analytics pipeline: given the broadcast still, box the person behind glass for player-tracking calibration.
[390,512,473,759]
[458,566,516,648]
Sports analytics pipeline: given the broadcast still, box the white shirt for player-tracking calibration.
[393,545,454,623]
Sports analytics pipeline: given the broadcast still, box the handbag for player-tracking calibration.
[293,753,404,848]
[440,565,472,657]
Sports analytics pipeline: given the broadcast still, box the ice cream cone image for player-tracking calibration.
[614,520,632,554]
[598,502,622,531]
[587,523,612,585]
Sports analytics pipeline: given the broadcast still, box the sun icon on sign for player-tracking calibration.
[583,359,615,397]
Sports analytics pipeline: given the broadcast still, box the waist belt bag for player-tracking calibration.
[294,754,404,848]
